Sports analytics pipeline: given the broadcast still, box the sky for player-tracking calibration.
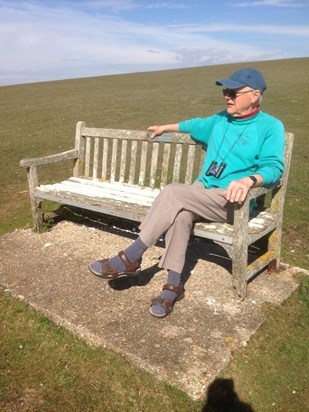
[0,0,308,86]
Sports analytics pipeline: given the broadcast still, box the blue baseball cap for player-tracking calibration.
[216,68,267,93]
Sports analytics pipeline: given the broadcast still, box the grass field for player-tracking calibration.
[0,58,308,411]
[1,57,308,267]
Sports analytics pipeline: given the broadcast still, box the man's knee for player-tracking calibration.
[161,182,187,198]
[174,210,195,230]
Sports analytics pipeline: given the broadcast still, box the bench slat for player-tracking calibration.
[129,140,138,185]
[85,136,91,178]
[101,138,109,180]
[93,137,100,179]
[82,127,194,144]
[185,145,195,184]
[161,143,171,188]
[111,139,118,182]
[119,139,128,183]
[139,141,148,186]
[150,142,159,188]
[173,144,183,182]
[68,177,159,197]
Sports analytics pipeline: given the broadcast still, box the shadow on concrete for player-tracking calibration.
[108,262,161,290]
[107,240,232,292]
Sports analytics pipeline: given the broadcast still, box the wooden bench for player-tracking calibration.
[20,121,294,300]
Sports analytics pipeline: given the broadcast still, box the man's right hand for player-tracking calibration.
[147,125,164,138]
[147,124,179,139]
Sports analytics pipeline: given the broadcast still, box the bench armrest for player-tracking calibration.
[232,181,281,240]
[19,149,79,168]
[246,182,280,201]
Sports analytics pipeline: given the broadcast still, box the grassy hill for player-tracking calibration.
[0,57,308,268]
[0,57,308,411]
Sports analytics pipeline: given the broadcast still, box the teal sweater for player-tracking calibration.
[179,110,285,189]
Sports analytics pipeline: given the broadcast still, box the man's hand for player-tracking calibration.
[147,124,179,139]
[224,177,254,203]
[147,125,165,138]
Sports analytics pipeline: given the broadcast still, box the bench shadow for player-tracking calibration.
[182,237,232,284]
[108,262,162,290]
[108,237,233,291]
[202,378,255,412]
[56,207,264,290]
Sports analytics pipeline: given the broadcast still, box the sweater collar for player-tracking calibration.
[235,106,260,120]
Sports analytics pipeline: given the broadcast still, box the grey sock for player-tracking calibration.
[151,270,181,316]
[160,270,181,300]
[124,237,147,263]
[108,237,147,272]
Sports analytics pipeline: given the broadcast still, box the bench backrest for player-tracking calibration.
[73,121,294,191]
[73,121,205,189]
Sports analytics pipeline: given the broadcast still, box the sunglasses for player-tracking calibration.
[222,89,254,99]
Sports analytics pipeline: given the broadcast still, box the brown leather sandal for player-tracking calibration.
[88,251,141,279]
[149,283,185,318]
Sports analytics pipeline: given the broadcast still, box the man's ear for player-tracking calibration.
[252,89,261,105]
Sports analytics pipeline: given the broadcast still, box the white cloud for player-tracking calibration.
[84,0,141,12]
[49,0,193,13]
[171,23,309,36]
[143,2,194,10]
[0,0,308,85]
[232,0,306,7]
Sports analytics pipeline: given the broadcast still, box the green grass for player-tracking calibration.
[1,276,308,411]
[0,57,308,266]
[0,287,202,412]
[0,58,309,411]
[220,274,309,412]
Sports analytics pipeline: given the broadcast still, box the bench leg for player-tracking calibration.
[267,228,281,271]
[30,198,44,232]
[26,165,44,231]
[231,201,250,300]
[232,248,248,301]
[232,272,248,300]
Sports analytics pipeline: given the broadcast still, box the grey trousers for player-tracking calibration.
[139,182,232,274]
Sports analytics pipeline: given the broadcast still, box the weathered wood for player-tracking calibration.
[101,138,109,181]
[173,144,183,183]
[81,126,194,144]
[73,121,85,177]
[93,137,100,179]
[19,149,78,168]
[20,121,294,300]
[185,145,195,184]
[28,165,43,231]
[150,142,159,189]
[129,140,138,185]
[139,141,148,186]
[119,139,128,183]
[161,143,171,188]
[231,200,250,300]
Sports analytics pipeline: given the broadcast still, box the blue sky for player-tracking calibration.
[0,0,308,86]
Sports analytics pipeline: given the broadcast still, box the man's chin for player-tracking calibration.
[227,107,236,116]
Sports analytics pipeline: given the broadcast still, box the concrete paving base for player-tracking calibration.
[0,221,305,399]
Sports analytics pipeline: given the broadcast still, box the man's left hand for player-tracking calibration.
[224,177,253,203]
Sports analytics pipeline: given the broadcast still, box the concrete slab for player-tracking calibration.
[0,221,305,399]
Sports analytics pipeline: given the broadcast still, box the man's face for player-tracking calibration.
[223,87,260,117]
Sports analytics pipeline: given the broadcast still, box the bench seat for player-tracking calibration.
[36,177,159,222]
[37,177,277,246]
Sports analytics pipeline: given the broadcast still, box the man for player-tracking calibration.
[89,68,285,318]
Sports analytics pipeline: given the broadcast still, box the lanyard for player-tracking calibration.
[214,123,250,163]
